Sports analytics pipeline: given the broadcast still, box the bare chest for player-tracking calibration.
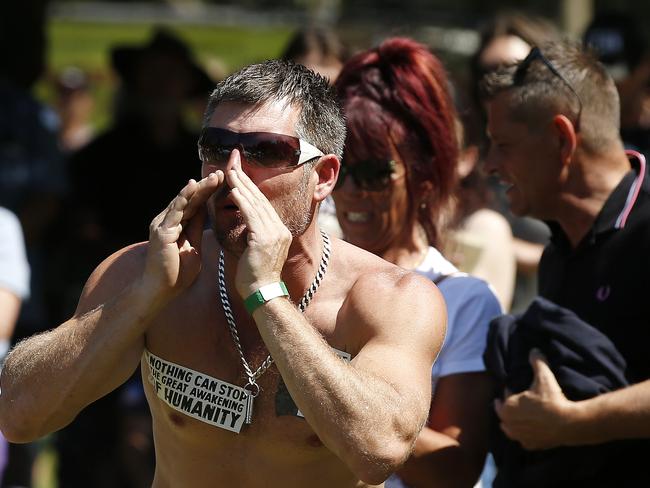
[143,287,353,449]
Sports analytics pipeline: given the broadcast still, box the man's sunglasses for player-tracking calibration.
[335,159,396,192]
[198,127,324,169]
[514,47,583,130]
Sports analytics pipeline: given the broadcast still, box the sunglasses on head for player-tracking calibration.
[198,127,324,169]
[335,159,396,192]
[514,47,583,131]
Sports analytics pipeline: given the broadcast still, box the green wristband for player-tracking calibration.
[244,282,289,314]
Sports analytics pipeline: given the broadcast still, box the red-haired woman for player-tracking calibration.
[333,37,501,487]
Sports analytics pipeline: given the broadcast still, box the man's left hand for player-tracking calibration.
[495,349,576,450]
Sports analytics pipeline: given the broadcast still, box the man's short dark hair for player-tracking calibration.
[481,40,620,153]
[204,59,346,159]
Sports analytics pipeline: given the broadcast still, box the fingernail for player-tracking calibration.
[529,348,545,361]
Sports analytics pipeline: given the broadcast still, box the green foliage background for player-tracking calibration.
[43,20,294,129]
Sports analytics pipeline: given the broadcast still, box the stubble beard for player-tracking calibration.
[210,175,314,256]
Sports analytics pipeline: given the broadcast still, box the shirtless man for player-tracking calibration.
[0,60,446,487]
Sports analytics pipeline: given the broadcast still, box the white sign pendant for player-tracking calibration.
[144,350,249,434]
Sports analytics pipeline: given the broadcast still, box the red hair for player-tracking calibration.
[335,37,458,247]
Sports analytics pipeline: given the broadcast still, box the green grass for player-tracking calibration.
[47,20,294,73]
[41,20,295,129]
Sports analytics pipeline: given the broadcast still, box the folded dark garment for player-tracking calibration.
[484,297,650,487]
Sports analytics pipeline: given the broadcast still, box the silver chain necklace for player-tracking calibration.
[217,230,331,423]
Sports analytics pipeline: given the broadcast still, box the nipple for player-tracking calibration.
[306,433,323,448]
[169,412,185,427]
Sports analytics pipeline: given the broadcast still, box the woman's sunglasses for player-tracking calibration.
[198,127,324,169]
[335,160,396,192]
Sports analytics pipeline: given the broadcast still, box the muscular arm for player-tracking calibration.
[397,372,492,488]
[225,153,444,483]
[568,379,650,444]
[0,173,224,443]
[252,273,444,485]
[395,276,499,487]
[0,248,155,442]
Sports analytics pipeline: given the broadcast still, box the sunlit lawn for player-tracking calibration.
[48,20,293,72]
[41,19,294,129]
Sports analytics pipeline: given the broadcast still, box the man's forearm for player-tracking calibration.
[569,380,650,445]
[0,281,159,442]
[252,298,428,484]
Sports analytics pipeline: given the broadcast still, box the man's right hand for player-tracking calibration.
[142,171,224,301]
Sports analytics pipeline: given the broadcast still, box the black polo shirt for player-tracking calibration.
[539,151,650,384]
[537,152,650,485]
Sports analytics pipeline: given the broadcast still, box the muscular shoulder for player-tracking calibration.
[75,242,149,314]
[350,265,442,315]
[334,239,446,345]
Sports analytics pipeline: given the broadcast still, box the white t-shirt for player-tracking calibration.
[0,207,29,364]
[416,246,502,390]
[0,207,29,300]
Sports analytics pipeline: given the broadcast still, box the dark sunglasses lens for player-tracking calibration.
[241,134,300,168]
[199,128,236,165]
[362,176,392,191]
[199,128,301,168]
[357,170,392,191]
[334,165,347,189]
[338,160,394,191]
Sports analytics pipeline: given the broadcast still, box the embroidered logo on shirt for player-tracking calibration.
[596,285,611,302]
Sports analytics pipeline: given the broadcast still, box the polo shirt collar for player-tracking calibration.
[549,150,648,249]
[594,150,648,234]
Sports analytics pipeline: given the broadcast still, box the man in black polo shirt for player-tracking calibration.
[482,40,650,482]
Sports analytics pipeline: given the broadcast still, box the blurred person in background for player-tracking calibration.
[334,37,502,488]
[0,0,65,336]
[282,26,347,84]
[584,11,650,156]
[0,1,66,485]
[470,12,560,119]
[50,27,215,488]
[52,66,95,153]
[470,11,560,313]
[446,104,516,312]
[483,39,650,487]
[0,207,30,486]
[68,26,214,250]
